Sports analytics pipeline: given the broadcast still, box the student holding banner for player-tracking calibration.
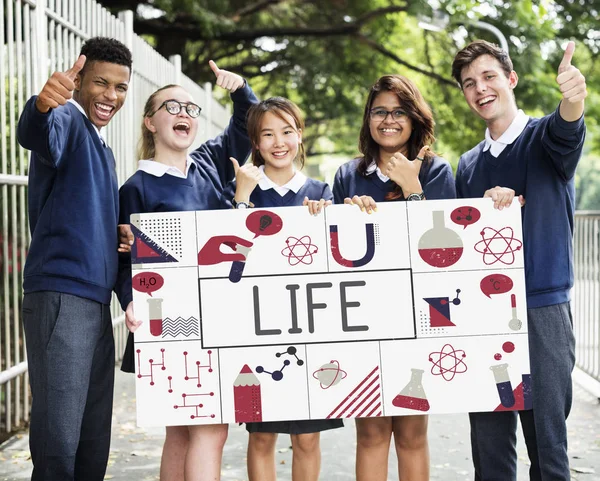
[452,40,586,481]
[116,64,258,481]
[332,75,455,481]
[230,96,342,481]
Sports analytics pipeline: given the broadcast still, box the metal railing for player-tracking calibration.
[0,0,230,437]
[573,212,600,384]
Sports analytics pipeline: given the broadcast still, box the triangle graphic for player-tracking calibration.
[131,224,178,264]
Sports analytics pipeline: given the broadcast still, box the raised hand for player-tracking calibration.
[557,41,587,121]
[35,55,86,113]
[384,146,428,197]
[231,157,262,204]
[209,60,245,93]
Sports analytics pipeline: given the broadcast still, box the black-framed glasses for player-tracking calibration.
[150,99,202,118]
[369,108,409,122]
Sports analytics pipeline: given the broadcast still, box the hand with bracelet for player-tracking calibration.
[383,145,429,200]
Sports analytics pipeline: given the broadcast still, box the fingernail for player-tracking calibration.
[373,207,378,212]
[360,207,365,211]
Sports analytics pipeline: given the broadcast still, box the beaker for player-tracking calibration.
[147,298,164,337]
[490,363,515,408]
[418,211,463,268]
[392,368,430,412]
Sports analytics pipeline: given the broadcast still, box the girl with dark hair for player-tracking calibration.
[332,75,455,481]
[116,61,258,481]
[230,97,342,481]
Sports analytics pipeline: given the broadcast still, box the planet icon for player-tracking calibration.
[312,360,347,389]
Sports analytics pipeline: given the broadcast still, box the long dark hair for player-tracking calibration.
[357,75,436,200]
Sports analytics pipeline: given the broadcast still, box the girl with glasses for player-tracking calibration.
[115,61,258,481]
[333,75,456,481]
[229,97,341,481]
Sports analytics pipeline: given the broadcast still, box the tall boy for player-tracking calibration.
[17,37,132,481]
[452,40,587,480]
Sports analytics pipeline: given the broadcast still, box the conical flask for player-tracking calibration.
[418,211,463,267]
[392,368,430,412]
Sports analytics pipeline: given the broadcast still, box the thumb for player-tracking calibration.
[230,157,240,173]
[416,145,430,162]
[65,55,86,81]
[209,60,221,77]
[558,41,575,75]
[303,196,309,206]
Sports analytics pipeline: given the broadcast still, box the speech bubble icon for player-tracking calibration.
[132,272,164,296]
[246,210,283,239]
[480,274,513,298]
[451,206,481,229]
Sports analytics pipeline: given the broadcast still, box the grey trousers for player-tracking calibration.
[22,291,115,481]
[469,301,576,481]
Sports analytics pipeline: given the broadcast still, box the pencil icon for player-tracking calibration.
[234,364,262,423]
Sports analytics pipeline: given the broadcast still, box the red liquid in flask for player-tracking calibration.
[418,211,463,268]
[150,318,163,337]
[392,394,430,412]
[418,247,463,267]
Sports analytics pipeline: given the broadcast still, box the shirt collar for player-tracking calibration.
[365,161,390,182]
[484,110,530,157]
[67,98,106,146]
[258,165,307,195]
[137,156,193,179]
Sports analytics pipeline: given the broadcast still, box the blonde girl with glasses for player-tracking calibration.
[115,61,258,481]
[333,75,456,481]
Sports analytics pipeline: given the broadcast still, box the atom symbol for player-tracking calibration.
[312,360,348,389]
[428,343,468,381]
[474,226,522,265]
[281,235,318,266]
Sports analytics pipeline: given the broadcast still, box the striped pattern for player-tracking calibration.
[162,317,200,338]
[327,366,382,419]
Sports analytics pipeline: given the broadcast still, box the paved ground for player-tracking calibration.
[1,368,599,480]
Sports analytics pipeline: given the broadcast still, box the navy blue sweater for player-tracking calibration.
[333,156,455,204]
[249,178,333,207]
[455,108,586,308]
[116,83,258,309]
[18,99,119,304]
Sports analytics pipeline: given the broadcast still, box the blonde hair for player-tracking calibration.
[137,84,180,160]
[246,97,306,169]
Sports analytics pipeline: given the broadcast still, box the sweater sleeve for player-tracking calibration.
[190,82,259,186]
[322,183,334,202]
[542,107,586,182]
[455,157,466,199]
[422,157,456,200]
[17,96,75,168]
[114,179,146,311]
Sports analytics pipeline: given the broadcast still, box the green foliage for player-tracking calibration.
[101,0,600,204]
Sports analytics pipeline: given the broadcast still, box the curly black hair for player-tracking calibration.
[80,37,132,73]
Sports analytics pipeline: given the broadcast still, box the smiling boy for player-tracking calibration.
[452,40,587,480]
[17,37,132,481]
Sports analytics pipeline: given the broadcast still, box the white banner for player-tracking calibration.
[130,199,530,426]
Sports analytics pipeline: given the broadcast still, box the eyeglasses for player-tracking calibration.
[369,108,409,122]
[150,99,202,118]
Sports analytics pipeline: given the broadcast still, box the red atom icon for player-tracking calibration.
[474,226,523,266]
[281,235,319,266]
[428,343,468,381]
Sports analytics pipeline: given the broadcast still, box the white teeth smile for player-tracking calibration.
[478,96,495,106]
[94,103,114,119]
[272,151,288,158]
[173,122,190,133]
[380,128,399,133]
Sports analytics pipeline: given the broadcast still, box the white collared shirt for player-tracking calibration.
[365,162,390,182]
[258,165,307,196]
[484,110,530,157]
[137,157,193,178]
[67,99,106,146]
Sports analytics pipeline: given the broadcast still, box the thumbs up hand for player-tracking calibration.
[556,41,587,121]
[35,55,86,113]
[209,60,245,92]
[231,157,262,205]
